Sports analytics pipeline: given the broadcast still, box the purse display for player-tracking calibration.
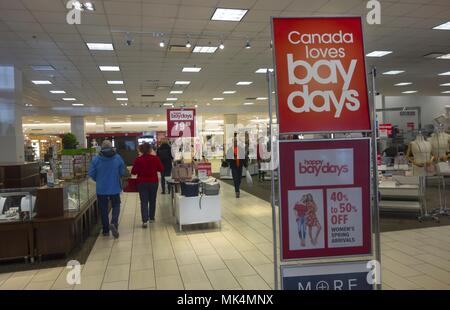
[180,181,199,197]
[436,161,450,175]
[202,179,220,196]
[172,164,193,181]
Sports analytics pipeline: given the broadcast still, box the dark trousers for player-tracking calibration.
[97,194,121,234]
[231,165,243,193]
[138,182,158,222]
[161,166,172,193]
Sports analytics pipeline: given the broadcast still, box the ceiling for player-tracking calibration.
[1,0,450,117]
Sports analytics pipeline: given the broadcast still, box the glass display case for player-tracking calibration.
[0,187,37,222]
[63,178,95,212]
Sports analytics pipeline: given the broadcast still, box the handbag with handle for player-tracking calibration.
[436,161,450,175]
[202,179,220,196]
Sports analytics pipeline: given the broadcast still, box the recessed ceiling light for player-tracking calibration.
[86,43,114,51]
[211,8,248,22]
[32,80,52,85]
[437,54,450,59]
[394,82,412,86]
[236,81,253,85]
[255,68,274,74]
[223,91,236,94]
[383,70,405,75]
[182,67,202,73]
[245,40,251,49]
[219,41,225,49]
[170,90,183,94]
[366,51,393,57]
[206,102,211,106]
[50,90,66,94]
[166,98,178,101]
[442,91,450,94]
[84,2,95,11]
[243,102,254,105]
[121,103,128,106]
[433,21,450,30]
[63,98,76,101]
[175,81,190,85]
[256,97,268,100]
[163,103,174,106]
[438,71,450,76]
[113,90,126,94]
[107,80,124,84]
[72,103,84,106]
[25,103,33,107]
[31,65,55,71]
[192,46,218,53]
[213,98,224,101]
[116,98,128,101]
[402,91,418,94]
[99,66,120,71]
[440,83,450,86]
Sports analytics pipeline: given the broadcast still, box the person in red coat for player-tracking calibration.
[131,143,164,227]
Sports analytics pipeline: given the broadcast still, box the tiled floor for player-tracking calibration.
[1,181,450,290]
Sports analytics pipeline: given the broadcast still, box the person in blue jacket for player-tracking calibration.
[88,140,126,239]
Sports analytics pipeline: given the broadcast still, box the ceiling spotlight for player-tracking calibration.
[186,36,192,48]
[159,40,165,48]
[84,2,95,11]
[219,41,225,50]
[125,32,133,46]
[245,40,251,49]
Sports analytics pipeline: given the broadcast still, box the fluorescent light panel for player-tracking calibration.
[236,81,253,85]
[72,103,84,106]
[256,97,268,100]
[211,8,248,22]
[32,80,52,85]
[166,98,178,101]
[255,68,273,74]
[243,102,254,105]
[437,53,450,59]
[163,103,174,106]
[50,90,66,94]
[113,90,126,94]
[223,91,236,94]
[182,67,201,72]
[63,98,76,101]
[394,82,412,86]
[382,70,405,75]
[175,81,190,85]
[170,90,183,94]
[192,46,217,53]
[116,98,128,101]
[402,91,418,94]
[433,21,450,30]
[107,80,124,84]
[440,83,450,86]
[86,43,114,51]
[442,91,450,94]
[438,71,450,76]
[366,51,393,57]
[31,65,55,71]
[99,66,120,71]
[213,98,224,101]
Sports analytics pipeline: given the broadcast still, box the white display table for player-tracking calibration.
[175,194,221,231]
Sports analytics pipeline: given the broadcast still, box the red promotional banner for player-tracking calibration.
[272,17,371,133]
[196,163,212,179]
[166,108,196,138]
[278,139,372,260]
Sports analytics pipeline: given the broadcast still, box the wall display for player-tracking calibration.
[279,139,371,260]
[167,109,196,138]
[281,261,374,290]
[272,17,371,133]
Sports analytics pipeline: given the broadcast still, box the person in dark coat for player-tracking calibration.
[157,138,173,194]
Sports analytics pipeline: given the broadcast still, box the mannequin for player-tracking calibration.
[406,132,434,176]
[428,126,450,162]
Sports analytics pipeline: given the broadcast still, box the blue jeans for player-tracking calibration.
[297,216,306,240]
[97,194,121,234]
[161,166,172,193]
[231,165,243,193]
[138,182,158,223]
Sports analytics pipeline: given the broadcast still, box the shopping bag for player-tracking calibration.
[123,178,138,192]
[245,170,253,186]
[436,162,450,175]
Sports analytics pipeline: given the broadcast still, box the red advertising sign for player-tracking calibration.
[272,17,371,133]
[196,163,212,179]
[378,124,392,138]
[278,139,372,260]
[166,108,196,138]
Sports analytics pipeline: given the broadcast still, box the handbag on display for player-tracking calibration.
[436,161,450,175]
[180,181,199,197]
[172,164,193,181]
[202,179,220,196]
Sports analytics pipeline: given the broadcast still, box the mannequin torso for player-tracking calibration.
[407,134,433,176]
[429,132,450,161]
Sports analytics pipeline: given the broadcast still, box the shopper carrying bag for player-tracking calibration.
[226,133,249,198]
[131,143,164,228]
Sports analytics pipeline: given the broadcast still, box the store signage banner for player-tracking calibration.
[281,261,374,290]
[166,109,196,138]
[378,124,392,138]
[279,139,371,260]
[272,17,371,133]
[197,163,212,179]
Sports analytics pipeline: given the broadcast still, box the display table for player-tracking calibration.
[165,177,180,215]
[175,193,221,231]
[379,176,421,214]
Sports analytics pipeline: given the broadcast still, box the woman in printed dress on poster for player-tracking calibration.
[305,194,322,245]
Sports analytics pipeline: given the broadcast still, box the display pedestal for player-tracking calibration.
[175,194,221,231]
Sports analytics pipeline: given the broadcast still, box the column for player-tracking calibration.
[71,116,86,148]
[0,66,25,163]
[224,114,238,159]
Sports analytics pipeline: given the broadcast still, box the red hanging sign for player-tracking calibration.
[166,108,196,138]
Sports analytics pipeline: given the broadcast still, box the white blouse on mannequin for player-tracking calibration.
[428,132,450,161]
[408,134,433,176]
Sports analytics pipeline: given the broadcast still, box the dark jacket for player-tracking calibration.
[157,143,173,169]
[88,148,126,195]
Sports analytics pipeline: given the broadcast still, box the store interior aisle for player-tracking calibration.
[1,181,450,290]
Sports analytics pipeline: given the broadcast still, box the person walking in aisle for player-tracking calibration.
[131,143,164,227]
[157,138,173,194]
[226,133,248,198]
[88,140,126,239]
